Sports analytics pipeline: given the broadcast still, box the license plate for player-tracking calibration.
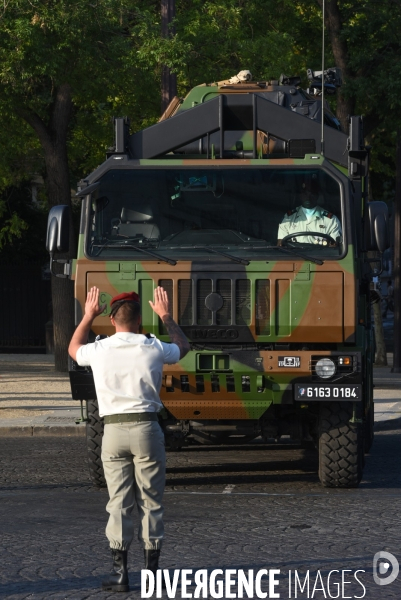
[295,384,362,401]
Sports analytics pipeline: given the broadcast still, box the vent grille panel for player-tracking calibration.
[158,277,271,334]
[236,280,251,325]
[256,280,270,334]
[178,279,193,325]
[197,279,212,325]
[216,279,231,325]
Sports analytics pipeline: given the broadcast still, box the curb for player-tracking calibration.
[0,425,86,437]
[374,417,401,432]
[0,419,399,436]
[374,383,401,390]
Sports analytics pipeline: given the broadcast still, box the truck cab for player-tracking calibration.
[47,72,389,488]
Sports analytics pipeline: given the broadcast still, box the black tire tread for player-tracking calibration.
[318,401,363,488]
[86,399,106,488]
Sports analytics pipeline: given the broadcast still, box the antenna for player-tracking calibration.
[321,0,325,156]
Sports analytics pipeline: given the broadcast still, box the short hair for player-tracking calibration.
[110,300,140,325]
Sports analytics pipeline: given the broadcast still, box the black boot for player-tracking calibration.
[144,549,164,592]
[102,549,129,592]
[144,548,160,573]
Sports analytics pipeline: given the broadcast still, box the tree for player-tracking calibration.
[144,0,401,367]
[1,0,400,369]
[312,0,401,365]
[0,0,162,369]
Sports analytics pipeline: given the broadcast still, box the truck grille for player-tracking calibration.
[197,279,212,325]
[216,279,231,325]
[178,279,193,325]
[159,277,270,330]
[236,279,251,325]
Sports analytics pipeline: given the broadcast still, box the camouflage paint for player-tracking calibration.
[73,247,359,420]
[137,157,321,166]
[69,77,365,426]
[176,80,288,115]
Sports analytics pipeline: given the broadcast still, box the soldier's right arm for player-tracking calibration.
[277,214,291,246]
[160,315,190,359]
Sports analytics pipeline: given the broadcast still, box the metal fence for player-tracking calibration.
[0,262,51,350]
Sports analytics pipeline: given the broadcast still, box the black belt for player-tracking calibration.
[103,412,158,424]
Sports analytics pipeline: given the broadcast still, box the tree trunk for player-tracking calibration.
[22,84,75,372]
[316,0,355,133]
[373,298,387,366]
[161,0,177,114]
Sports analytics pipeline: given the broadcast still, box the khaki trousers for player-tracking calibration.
[101,420,166,551]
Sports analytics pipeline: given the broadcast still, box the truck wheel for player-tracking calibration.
[86,399,106,488]
[318,401,363,488]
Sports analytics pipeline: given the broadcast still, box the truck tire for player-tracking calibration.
[86,399,106,488]
[318,401,363,488]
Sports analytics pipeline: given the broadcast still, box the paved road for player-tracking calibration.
[0,425,400,599]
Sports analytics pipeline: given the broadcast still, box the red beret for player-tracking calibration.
[110,291,140,306]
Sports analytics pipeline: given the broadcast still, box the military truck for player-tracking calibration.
[46,70,389,489]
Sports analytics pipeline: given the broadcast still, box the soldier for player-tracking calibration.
[68,286,190,593]
[277,175,342,246]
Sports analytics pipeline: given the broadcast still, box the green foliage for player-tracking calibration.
[0,112,42,191]
[0,184,47,261]
[0,205,28,249]
[0,0,400,257]
[339,0,401,201]
[0,0,163,178]
[133,0,306,92]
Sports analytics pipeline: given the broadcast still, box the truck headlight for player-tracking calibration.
[315,358,336,379]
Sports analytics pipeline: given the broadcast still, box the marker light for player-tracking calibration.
[315,358,336,379]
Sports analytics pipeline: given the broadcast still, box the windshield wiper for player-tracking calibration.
[239,245,323,266]
[171,245,249,265]
[91,243,177,265]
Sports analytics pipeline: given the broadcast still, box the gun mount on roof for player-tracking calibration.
[129,93,348,165]
[108,72,348,165]
[307,67,343,95]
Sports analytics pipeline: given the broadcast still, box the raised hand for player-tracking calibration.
[85,286,106,320]
[149,286,170,319]
[149,286,190,359]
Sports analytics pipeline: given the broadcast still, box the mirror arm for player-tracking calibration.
[364,254,383,276]
[49,253,69,279]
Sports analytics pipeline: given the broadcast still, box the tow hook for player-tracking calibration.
[350,402,363,424]
[75,399,89,424]
[165,420,190,438]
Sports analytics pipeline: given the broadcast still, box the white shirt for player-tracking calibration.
[277,205,342,245]
[76,333,180,417]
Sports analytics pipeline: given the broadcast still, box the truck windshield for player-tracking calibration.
[87,168,344,259]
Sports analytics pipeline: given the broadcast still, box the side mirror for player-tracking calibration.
[374,212,389,253]
[365,201,389,253]
[46,205,70,254]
